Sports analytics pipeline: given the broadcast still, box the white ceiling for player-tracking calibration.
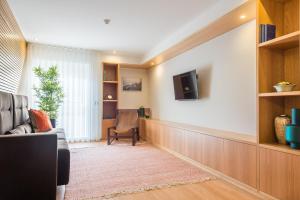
[7,0,220,59]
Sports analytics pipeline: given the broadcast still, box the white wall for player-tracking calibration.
[148,20,256,135]
[143,0,247,62]
[118,68,150,109]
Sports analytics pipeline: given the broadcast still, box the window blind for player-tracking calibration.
[0,0,26,93]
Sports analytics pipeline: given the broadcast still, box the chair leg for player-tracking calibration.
[115,133,118,140]
[107,128,111,145]
[132,131,136,146]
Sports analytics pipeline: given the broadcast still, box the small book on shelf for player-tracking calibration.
[260,24,276,43]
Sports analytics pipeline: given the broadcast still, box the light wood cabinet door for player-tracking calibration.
[202,135,224,172]
[259,147,300,200]
[223,140,257,188]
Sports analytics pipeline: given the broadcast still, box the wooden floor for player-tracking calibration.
[112,180,262,200]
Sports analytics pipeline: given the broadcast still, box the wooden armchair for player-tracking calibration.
[107,110,139,146]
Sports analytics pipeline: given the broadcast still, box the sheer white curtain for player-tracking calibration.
[19,43,101,142]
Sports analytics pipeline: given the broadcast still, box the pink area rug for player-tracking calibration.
[64,142,215,200]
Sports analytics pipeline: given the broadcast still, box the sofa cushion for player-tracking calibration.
[37,128,66,140]
[0,92,14,135]
[29,109,52,132]
[7,123,32,135]
[12,95,30,128]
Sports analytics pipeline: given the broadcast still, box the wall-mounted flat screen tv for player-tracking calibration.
[173,70,199,100]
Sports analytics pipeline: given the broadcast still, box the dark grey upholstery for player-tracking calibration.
[0,133,57,200]
[0,91,13,134]
[12,95,29,127]
[0,92,70,199]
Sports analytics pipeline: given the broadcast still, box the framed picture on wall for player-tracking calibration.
[122,77,142,91]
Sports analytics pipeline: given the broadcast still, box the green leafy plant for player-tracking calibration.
[33,65,64,119]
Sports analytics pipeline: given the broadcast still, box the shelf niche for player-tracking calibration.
[102,63,119,120]
[258,0,300,145]
[259,0,299,38]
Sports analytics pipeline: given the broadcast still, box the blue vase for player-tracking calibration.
[285,108,300,149]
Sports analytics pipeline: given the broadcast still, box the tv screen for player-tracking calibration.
[173,70,199,100]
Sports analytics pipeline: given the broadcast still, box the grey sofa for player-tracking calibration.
[0,91,70,200]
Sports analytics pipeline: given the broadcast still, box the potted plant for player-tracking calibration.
[33,65,64,128]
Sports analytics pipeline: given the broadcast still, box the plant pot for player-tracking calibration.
[138,107,145,117]
[50,119,56,128]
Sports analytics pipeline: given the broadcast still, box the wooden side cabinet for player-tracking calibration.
[259,147,300,200]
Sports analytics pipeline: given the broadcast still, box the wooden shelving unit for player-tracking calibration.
[259,31,300,49]
[258,0,300,147]
[259,91,300,97]
[257,0,300,198]
[103,81,118,84]
[102,63,120,139]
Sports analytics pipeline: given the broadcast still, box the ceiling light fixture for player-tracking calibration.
[240,15,246,19]
[104,19,111,25]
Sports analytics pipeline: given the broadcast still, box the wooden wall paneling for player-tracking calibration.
[138,119,146,140]
[259,147,294,200]
[163,125,172,149]
[223,140,257,188]
[202,135,224,172]
[143,119,259,190]
[292,155,300,200]
[0,0,26,93]
[152,122,159,144]
[102,119,116,140]
[186,132,203,164]
[148,121,154,142]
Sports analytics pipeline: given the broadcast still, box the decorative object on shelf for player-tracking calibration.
[275,115,291,144]
[285,108,300,149]
[107,95,113,100]
[122,77,142,91]
[259,24,276,43]
[138,106,145,117]
[274,81,296,92]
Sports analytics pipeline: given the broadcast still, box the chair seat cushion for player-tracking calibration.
[113,129,132,134]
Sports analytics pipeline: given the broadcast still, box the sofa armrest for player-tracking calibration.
[0,133,57,200]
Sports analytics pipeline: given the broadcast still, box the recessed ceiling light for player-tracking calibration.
[240,15,246,19]
[104,19,111,25]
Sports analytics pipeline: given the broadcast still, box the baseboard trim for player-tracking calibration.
[152,143,275,200]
